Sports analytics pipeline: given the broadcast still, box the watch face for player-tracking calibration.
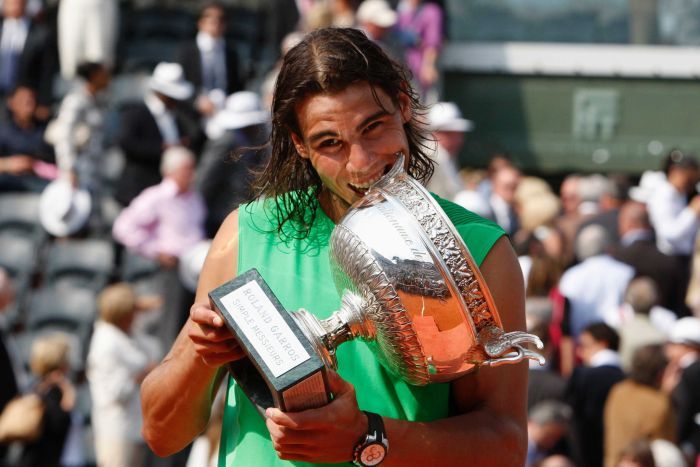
[360,443,387,466]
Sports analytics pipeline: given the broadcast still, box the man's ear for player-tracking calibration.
[290,132,309,159]
[398,91,412,124]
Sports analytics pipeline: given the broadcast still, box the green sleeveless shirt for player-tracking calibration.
[218,195,505,467]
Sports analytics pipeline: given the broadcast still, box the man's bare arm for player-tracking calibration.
[141,210,243,456]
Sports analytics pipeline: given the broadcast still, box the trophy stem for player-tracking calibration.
[290,292,374,371]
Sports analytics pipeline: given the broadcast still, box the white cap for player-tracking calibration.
[628,170,666,203]
[149,62,194,101]
[428,102,473,132]
[356,0,398,28]
[213,91,269,130]
[668,317,700,347]
[39,180,92,237]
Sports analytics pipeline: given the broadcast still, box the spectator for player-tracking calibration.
[397,0,443,102]
[425,101,472,202]
[559,224,634,337]
[566,322,625,467]
[114,62,199,207]
[576,174,630,247]
[556,174,583,266]
[176,2,245,118]
[0,85,54,192]
[617,278,670,372]
[49,61,110,193]
[527,321,567,411]
[197,91,269,237]
[0,269,19,462]
[489,165,521,238]
[113,146,205,266]
[113,146,206,347]
[648,149,700,316]
[356,0,404,62]
[17,333,76,467]
[663,317,700,464]
[527,400,573,467]
[87,283,158,467]
[614,200,685,314]
[0,0,55,119]
[604,344,676,467]
[330,0,357,27]
[616,439,656,467]
[57,0,117,79]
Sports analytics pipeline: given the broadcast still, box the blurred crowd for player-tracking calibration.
[1,0,699,467]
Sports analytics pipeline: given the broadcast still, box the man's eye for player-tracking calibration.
[364,121,382,133]
[320,139,340,148]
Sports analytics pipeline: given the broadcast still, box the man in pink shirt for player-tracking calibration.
[113,146,206,269]
[113,146,206,347]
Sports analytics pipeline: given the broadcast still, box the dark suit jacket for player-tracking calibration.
[176,40,244,96]
[673,359,700,455]
[566,364,625,467]
[613,236,684,312]
[0,17,57,106]
[115,101,199,206]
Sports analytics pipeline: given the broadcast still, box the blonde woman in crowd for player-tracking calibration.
[87,283,158,467]
[17,333,76,467]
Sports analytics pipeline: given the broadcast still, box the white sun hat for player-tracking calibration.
[428,102,474,132]
[668,317,700,347]
[149,62,194,101]
[39,180,92,237]
[211,91,270,131]
[357,0,398,28]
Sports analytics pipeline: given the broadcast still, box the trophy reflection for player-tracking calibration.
[210,154,544,413]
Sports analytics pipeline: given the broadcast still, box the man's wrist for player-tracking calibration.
[352,411,388,466]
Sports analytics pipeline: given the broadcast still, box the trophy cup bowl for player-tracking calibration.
[210,154,544,411]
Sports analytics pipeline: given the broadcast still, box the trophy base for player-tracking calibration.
[210,269,332,413]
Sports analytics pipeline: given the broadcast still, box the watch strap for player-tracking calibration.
[352,411,389,466]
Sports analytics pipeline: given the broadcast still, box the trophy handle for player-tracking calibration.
[466,326,546,367]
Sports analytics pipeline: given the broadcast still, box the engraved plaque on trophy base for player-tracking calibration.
[209,269,331,413]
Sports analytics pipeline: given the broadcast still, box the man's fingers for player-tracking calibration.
[190,303,224,327]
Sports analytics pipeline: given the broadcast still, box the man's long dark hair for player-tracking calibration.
[250,27,434,240]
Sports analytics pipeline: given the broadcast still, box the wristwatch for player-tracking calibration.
[352,411,389,466]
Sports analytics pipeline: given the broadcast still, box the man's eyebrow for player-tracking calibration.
[356,110,391,132]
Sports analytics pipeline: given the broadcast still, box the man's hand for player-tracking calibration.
[157,253,179,269]
[3,155,35,175]
[186,302,244,367]
[266,371,367,464]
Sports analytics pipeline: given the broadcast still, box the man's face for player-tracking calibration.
[3,0,25,18]
[436,130,465,157]
[170,158,196,192]
[560,177,580,215]
[198,6,226,38]
[8,86,36,122]
[291,82,411,221]
[493,167,520,205]
[529,421,567,450]
[577,331,603,365]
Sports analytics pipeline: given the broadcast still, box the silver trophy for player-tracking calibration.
[211,154,544,411]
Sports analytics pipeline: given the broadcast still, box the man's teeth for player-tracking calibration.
[349,175,382,190]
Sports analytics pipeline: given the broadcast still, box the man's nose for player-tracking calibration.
[346,144,374,173]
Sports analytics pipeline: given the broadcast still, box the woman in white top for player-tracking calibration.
[87,283,158,467]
